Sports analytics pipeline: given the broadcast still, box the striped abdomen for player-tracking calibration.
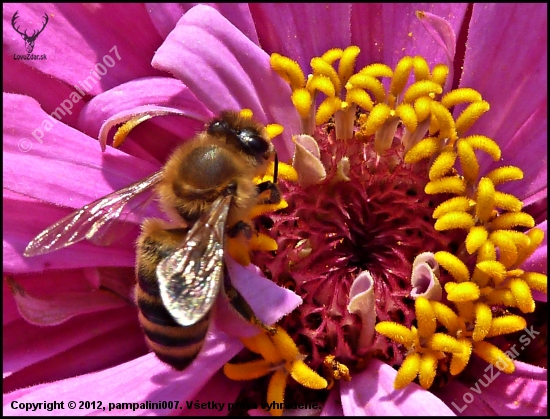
[135,221,210,370]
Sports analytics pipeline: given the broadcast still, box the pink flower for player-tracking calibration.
[3,3,546,416]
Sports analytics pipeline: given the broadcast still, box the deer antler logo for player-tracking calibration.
[11,11,49,54]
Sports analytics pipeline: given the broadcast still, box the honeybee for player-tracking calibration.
[24,111,281,370]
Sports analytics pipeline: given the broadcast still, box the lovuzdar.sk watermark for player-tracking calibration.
[11,10,48,60]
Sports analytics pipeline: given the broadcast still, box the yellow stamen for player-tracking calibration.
[394,353,420,389]
[441,88,483,108]
[375,322,415,346]
[267,368,287,416]
[395,103,418,133]
[508,278,535,313]
[413,96,432,121]
[486,315,527,338]
[431,301,462,336]
[425,177,466,195]
[241,332,281,363]
[404,136,440,164]
[113,115,153,147]
[428,333,463,353]
[434,251,470,282]
[486,165,524,185]
[456,139,480,183]
[270,326,300,361]
[403,80,443,103]
[430,101,457,141]
[306,74,335,97]
[463,135,502,161]
[476,260,507,285]
[321,48,344,64]
[266,124,284,139]
[223,359,273,381]
[475,177,496,222]
[390,56,414,97]
[415,297,436,338]
[345,88,374,112]
[315,97,342,125]
[493,191,523,212]
[359,63,393,78]
[338,46,361,86]
[472,341,514,373]
[291,88,313,119]
[521,271,547,294]
[476,240,497,262]
[485,289,517,306]
[489,230,519,268]
[248,233,278,252]
[270,53,305,90]
[360,103,392,136]
[412,56,431,81]
[455,101,491,135]
[491,212,535,230]
[472,303,492,341]
[346,73,385,103]
[445,281,480,302]
[311,57,341,92]
[465,226,489,254]
[429,150,457,181]
[289,360,328,389]
[434,211,475,231]
[449,339,472,375]
[516,228,545,265]
[239,108,254,119]
[433,196,473,219]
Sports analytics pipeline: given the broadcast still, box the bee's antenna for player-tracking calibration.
[273,152,279,184]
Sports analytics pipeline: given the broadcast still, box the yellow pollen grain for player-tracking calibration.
[493,191,523,212]
[394,353,420,389]
[113,115,152,147]
[390,56,414,96]
[224,359,272,381]
[476,260,507,285]
[429,150,457,181]
[361,103,392,136]
[306,74,336,97]
[346,73,386,103]
[415,297,436,338]
[375,322,414,346]
[270,53,305,90]
[360,63,393,78]
[291,88,313,119]
[441,88,483,108]
[434,211,475,231]
[239,108,254,119]
[475,177,496,222]
[428,333,463,354]
[321,48,344,64]
[490,212,535,230]
[430,64,449,86]
[463,135,502,161]
[267,368,287,417]
[315,96,343,125]
[395,103,418,132]
[311,57,341,92]
[445,281,480,302]
[465,225,489,254]
[418,352,438,389]
[266,124,284,139]
[346,88,374,112]
[486,315,527,338]
[434,251,470,282]
[413,96,432,121]
[404,80,443,103]
[425,176,466,195]
[457,139,480,183]
[456,101,491,135]
[404,136,440,164]
[430,101,457,141]
[412,55,431,81]
[521,271,547,294]
[473,341,515,374]
[289,360,328,389]
[486,165,524,185]
[489,230,518,268]
[472,302,492,341]
[508,278,535,313]
[433,196,473,219]
[449,339,473,375]
[430,301,462,336]
[338,46,361,86]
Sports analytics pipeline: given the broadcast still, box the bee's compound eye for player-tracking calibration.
[238,129,270,156]
[207,120,229,135]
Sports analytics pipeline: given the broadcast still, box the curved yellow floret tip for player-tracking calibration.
[270,326,300,361]
[267,368,286,417]
[441,88,483,108]
[241,332,281,362]
[433,196,473,219]
[494,192,523,212]
[346,73,385,103]
[464,135,502,161]
[412,56,430,81]
[444,281,480,302]
[270,53,306,91]
[375,322,414,346]
[311,57,341,92]
[338,46,361,85]
[239,109,254,119]
[113,115,152,148]
[491,212,535,230]
[249,233,278,252]
[346,88,374,112]
[429,150,457,181]
[516,228,545,265]
[508,278,535,313]
[394,353,420,389]
[434,251,470,282]
[361,103,392,136]
[473,341,515,374]
[431,301,461,335]
[522,272,547,294]
[265,124,284,140]
[360,63,393,78]
[472,303,492,341]
[404,137,440,164]
[224,359,272,381]
[418,353,438,389]
[456,101,490,135]
[315,97,342,125]
[430,101,456,141]
[306,74,336,97]
[457,140,480,183]
[476,260,507,284]
[428,333,463,353]
[413,97,432,121]
[404,80,443,103]
[321,48,344,64]
[465,226,489,254]
[395,103,418,133]
[450,339,473,375]
[291,88,313,119]
[277,162,299,183]
[425,177,466,195]
[415,297,436,337]
[390,56,414,96]
[486,166,523,185]
[430,64,449,87]
[290,360,328,390]
[475,177,496,222]
[486,315,527,338]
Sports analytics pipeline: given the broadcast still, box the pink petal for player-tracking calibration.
[320,386,344,416]
[249,4,351,72]
[459,4,547,201]
[3,323,241,416]
[151,5,299,161]
[340,359,455,415]
[147,3,260,45]
[3,4,163,96]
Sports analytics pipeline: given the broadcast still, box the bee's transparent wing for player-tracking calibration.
[157,195,231,326]
[24,171,164,257]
